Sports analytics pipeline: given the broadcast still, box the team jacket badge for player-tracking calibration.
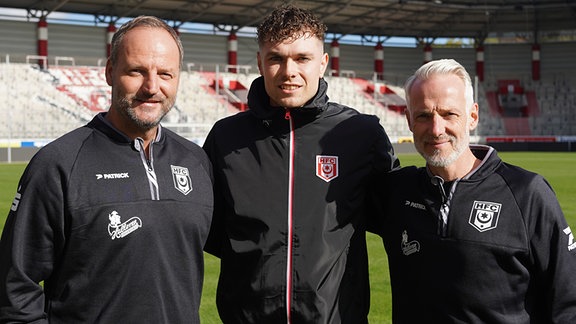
[469,200,501,232]
[171,165,192,195]
[401,230,420,256]
[108,210,142,240]
[316,155,339,182]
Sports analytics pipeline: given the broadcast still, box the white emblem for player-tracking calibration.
[401,230,420,256]
[10,187,22,212]
[108,211,142,240]
[316,155,338,182]
[469,201,501,232]
[563,227,576,251]
[405,200,426,210]
[171,165,192,195]
[95,172,129,180]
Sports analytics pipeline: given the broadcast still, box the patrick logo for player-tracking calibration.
[316,155,339,182]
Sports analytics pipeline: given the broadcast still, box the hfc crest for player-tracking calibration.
[316,155,339,182]
[171,165,192,195]
[469,201,501,232]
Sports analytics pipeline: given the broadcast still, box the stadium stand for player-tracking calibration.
[3,59,576,146]
[1,3,575,155]
[48,66,110,112]
[526,76,574,136]
[0,63,94,140]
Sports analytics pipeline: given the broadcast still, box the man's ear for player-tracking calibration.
[405,109,413,132]
[105,59,113,86]
[469,103,479,131]
[256,52,262,75]
[319,52,329,78]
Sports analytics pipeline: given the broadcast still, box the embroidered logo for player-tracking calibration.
[10,187,22,212]
[405,200,426,210]
[316,155,338,182]
[469,201,501,232]
[108,211,142,240]
[95,172,129,180]
[401,230,420,255]
[563,227,576,251]
[171,165,192,195]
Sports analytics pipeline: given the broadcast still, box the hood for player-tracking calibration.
[246,76,330,121]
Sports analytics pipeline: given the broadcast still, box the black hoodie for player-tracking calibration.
[203,76,399,323]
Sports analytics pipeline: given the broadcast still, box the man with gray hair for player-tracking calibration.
[370,58,576,322]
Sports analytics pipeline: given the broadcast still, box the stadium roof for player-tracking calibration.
[1,0,576,41]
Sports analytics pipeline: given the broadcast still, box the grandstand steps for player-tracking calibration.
[49,67,110,112]
[199,72,248,113]
[362,81,407,113]
[525,91,540,116]
[485,91,502,116]
[208,76,248,112]
[503,117,532,136]
[3,61,574,141]
[324,76,410,139]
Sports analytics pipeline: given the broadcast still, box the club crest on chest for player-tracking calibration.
[316,155,339,182]
[469,200,501,232]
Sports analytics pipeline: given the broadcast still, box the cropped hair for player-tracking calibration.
[109,15,183,69]
[257,4,327,46]
[404,59,474,112]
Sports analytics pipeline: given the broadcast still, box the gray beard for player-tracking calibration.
[421,132,469,168]
[117,96,170,130]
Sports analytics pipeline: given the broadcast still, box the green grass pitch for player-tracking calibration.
[1,152,575,323]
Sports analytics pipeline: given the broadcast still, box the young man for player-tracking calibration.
[203,4,398,323]
[0,16,213,323]
[372,58,576,323]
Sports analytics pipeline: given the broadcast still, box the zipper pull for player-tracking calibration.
[284,109,291,120]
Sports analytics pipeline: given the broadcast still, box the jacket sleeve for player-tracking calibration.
[365,118,400,235]
[202,128,225,258]
[372,121,400,175]
[525,176,576,322]
[365,173,388,236]
[0,150,67,323]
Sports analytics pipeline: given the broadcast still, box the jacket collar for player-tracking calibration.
[465,144,501,181]
[247,76,330,121]
[88,112,163,145]
[423,144,502,183]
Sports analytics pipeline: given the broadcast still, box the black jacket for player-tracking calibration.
[0,113,213,323]
[372,145,576,323]
[203,77,399,323]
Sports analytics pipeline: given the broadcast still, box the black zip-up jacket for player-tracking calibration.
[203,76,399,323]
[371,145,576,323]
[0,113,214,323]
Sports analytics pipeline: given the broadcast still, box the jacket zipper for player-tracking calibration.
[431,175,450,237]
[284,109,294,324]
[136,138,160,200]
